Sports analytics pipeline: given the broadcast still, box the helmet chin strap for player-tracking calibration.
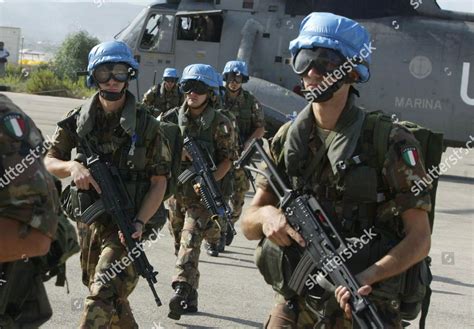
[98,84,128,102]
[300,73,353,103]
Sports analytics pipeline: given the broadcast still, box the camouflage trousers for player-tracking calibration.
[168,196,221,246]
[230,167,250,224]
[77,220,139,329]
[265,292,402,329]
[169,195,220,289]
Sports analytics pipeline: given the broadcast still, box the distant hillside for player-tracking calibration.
[0,2,145,46]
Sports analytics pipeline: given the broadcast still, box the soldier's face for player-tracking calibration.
[186,92,208,109]
[227,80,242,92]
[301,66,325,91]
[98,79,126,94]
[164,80,176,91]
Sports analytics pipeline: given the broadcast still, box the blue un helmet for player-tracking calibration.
[87,40,139,88]
[180,64,219,95]
[222,60,249,83]
[289,13,372,103]
[163,67,179,80]
[289,12,371,83]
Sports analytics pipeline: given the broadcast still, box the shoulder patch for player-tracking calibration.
[1,112,29,140]
[401,146,419,167]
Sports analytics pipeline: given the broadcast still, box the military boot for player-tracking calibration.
[168,282,193,320]
[205,242,219,257]
[187,287,198,313]
[225,223,235,246]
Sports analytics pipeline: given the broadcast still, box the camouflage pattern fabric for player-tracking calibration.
[229,167,250,223]
[77,221,139,329]
[223,89,264,225]
[223,89,264,141]
[0,94,59,239]
[172,104,235,289]
[47,92,171,328]
[143,84,183,116]
[265,292,402,329]
[256,105,431,328]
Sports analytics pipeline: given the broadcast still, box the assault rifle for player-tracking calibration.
[178,136,237,236]
[238,134,256,192]
[235,138,384,329]
[80,139,162,307]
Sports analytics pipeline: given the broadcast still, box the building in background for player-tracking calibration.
[0,26,21,65]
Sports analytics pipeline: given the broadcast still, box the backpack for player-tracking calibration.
[158,120,183,200]
[363,110,444,328]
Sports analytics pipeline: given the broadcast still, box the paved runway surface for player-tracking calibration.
[2,92,472,328]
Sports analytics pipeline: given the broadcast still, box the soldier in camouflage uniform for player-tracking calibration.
[143,67,183,117]
[45,41,171,329]
[0,94,59,328]
[167,64,235,320]
[221,60,265,246]
[241,13,432,328]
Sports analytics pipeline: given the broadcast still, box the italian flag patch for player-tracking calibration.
[2,113,28,140]
[402,146,419,167]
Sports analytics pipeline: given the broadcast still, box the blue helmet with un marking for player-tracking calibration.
[289,12,371,83]
[163,68,179,79]
[87,40,139,87]
[180,64,220,89]
[222,60,249,82]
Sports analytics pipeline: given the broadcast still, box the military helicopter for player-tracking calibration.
[115,0,474,146]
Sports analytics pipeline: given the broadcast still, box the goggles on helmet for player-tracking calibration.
[180,80,209,95]
[292,48,346,76]
[93,63,131,84]
[225,73,244,84]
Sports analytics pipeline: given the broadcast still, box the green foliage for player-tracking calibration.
[25,69,95,98]
[54,31,99,80]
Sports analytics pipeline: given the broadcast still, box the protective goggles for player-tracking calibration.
[93,63,131,84]
[292,48,346,76]
[164,77,178,83]
[225,73,244,83]
[180,80,209,95]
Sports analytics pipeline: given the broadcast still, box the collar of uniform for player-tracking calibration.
[179,103,215,131]
[76,91,136,138]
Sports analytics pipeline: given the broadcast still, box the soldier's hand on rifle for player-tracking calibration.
[193,182,201,195]
[118,220,143,245]
[69,161,102,193]
[262,207,305,248]
[335,282,372,319]
[182,149,192,161]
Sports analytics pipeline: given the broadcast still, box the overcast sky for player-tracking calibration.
[0,0,473,13]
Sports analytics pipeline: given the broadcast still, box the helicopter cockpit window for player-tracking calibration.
[177,14,223,42]
[139,13,175,53]
[285,0,418,18]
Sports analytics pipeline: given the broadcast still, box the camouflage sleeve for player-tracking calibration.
[46,110,76,161]
[148,128,172,177]
[255,122,290,192]
[143,85,158,106]
[214,114,237,162]
[250,94,265,130]
[379,125,432,218]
